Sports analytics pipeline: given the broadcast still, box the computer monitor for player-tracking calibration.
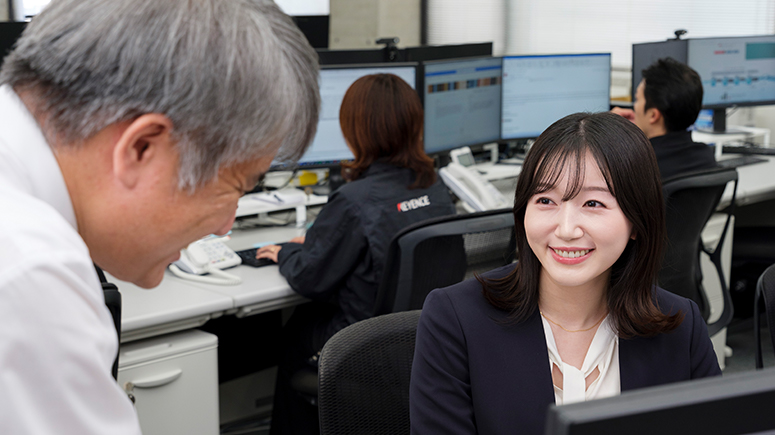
[317,42,494,66]
[500,53,611,141]
[422,56,502,154]
[544,368,775,435]
[292,15,329,49]
[277,63,418,169]
[687,35,775,132]
[403,42,493,63]
[631,39,688,103]
[0,22,27,61]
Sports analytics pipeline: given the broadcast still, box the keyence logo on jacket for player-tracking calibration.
[397,195,431,212]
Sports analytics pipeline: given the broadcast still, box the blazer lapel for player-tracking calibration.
[498,309,556,433]
[619,336,659,391]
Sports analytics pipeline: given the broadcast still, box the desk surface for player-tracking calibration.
[116,224,309,342]
[721,155,775,207]
[117,156,775,342]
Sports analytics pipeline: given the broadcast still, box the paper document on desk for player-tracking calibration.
[237,189,307,217]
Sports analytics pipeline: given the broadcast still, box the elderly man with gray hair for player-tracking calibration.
[0,0,319,433]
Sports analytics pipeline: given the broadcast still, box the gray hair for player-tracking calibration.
[0,0,320,189]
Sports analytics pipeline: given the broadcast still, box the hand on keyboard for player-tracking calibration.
[236,248,276,268]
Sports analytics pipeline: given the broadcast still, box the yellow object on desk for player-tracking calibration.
[297,170,319,186]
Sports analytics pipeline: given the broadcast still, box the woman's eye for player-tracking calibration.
[537,197,553,205]
[585,200,604,208]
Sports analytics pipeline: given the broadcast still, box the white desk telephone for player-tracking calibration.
[440,162,510,212]
[168,238,242,285]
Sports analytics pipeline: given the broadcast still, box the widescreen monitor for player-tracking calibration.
[423,56,502,154]
[687,35,775,109]
[280,63,417,169]
[544,367,775,435]
[501,53,611,140]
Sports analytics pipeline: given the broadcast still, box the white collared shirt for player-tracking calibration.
[0,85,141,434]
[542,314,621,405]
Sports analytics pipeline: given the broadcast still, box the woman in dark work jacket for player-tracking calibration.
[258,73,456,434]
[410,112,721,435]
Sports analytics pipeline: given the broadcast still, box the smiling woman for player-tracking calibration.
[409,112,722,435]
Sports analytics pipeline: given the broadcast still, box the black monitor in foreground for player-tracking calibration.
[501,53,611,141]
[545,368,775,435]
[273,63,417,170]
[422,56,502,155]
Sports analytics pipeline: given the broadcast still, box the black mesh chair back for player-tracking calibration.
[317,310,420,435]
[374,208,515,316]
[660,167,737,337]
[754,264,775,369]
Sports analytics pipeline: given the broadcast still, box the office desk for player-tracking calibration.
[113,272,234,343]
[116,156,775,343]
[720,155,775,207]
[115,224,311,343]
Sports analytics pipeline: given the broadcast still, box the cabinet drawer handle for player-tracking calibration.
[131,369,183,388]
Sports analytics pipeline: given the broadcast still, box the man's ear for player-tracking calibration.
[646,107,663,126]
[113,114,175,189]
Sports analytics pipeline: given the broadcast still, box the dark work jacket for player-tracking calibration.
[410,264,722,435]
[278,162,455,343]
[651,130,718,181]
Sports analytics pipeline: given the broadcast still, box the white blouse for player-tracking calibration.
[542,315,621,405]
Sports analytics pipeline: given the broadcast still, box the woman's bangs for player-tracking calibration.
[529,144,587,201]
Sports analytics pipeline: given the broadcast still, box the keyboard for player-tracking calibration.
[722,145,775,156]
[236,248,276,268]
[717,155,768,169]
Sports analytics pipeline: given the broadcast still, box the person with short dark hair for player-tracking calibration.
[257,73,456,434]
[612,57,717,180]
[410,112,720,435]
[0,0,319,433]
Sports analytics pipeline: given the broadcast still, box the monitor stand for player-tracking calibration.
[696,108,748,135]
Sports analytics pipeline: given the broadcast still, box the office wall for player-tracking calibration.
[1,2,9,21]
[329,0,420,49]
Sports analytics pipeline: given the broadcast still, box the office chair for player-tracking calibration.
[374,207,516,315]
[290,209,516,404]
[95,265,122,380]
[317,310,421,435]
[659,167,738,337]
[754,264,775,369]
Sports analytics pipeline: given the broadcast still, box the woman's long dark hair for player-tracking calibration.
[339,73,436,189]
[481,112,683,338]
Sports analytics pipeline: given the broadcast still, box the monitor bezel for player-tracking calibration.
[545,367,775,435]
[499,52,612,142]
[420,55,503,156]
[270,62,420,171]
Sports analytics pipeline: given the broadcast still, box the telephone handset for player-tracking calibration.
[439,162,510,212]
[168,238,243,285]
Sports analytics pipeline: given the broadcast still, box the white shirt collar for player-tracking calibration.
[543,314,619,404]
[0,85,77,230]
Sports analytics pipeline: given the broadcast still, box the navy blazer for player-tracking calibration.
[410,264,721,435]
